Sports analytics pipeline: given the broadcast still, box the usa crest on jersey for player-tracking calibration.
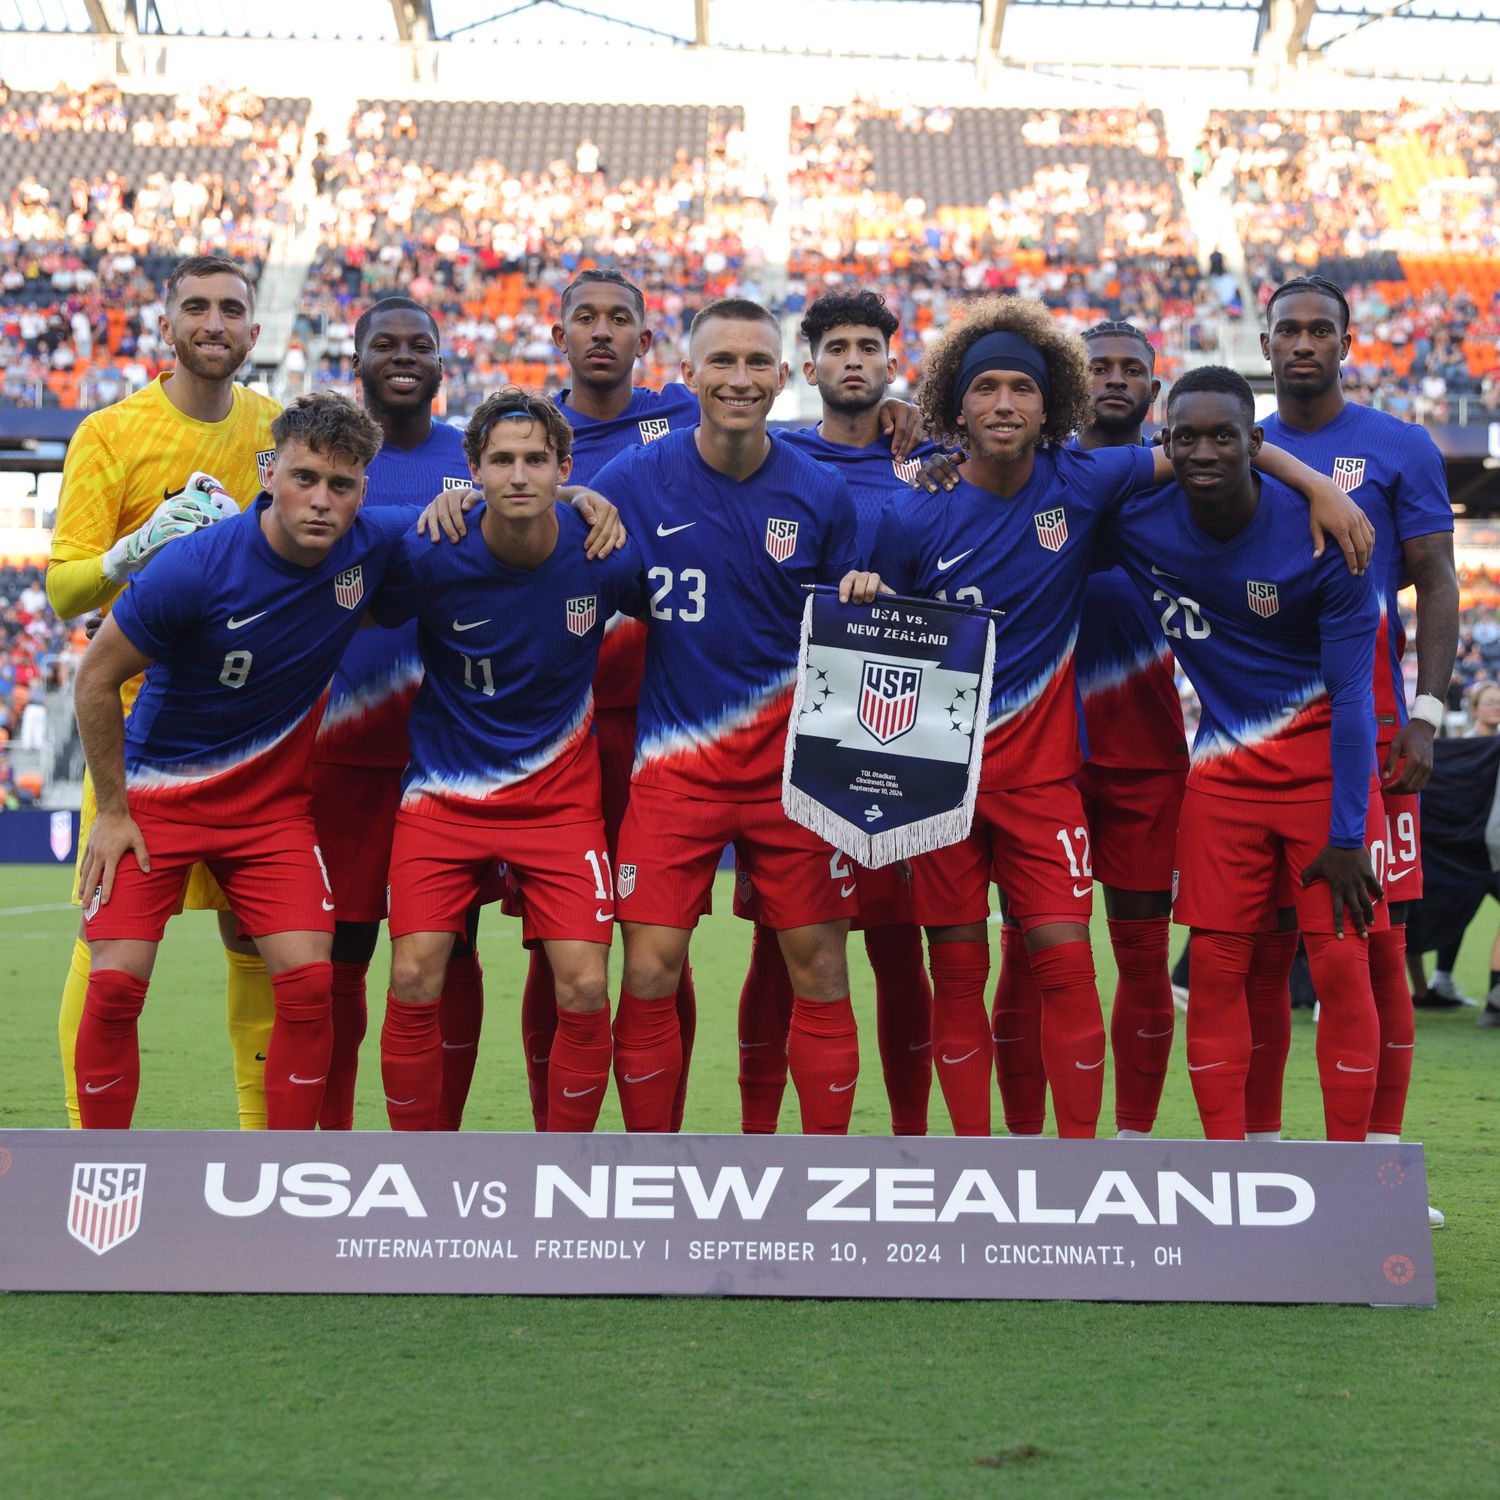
[68,1163,146,1256]
[566,595,598,636]
[891,456,922,484]
[1332,457,1366,493]
[1034,507,1068,552]
[334,565,365,610]
[858,661,922,745]
[638,417,670,443]
[255,448,276,489]
[617,863,637,897]
[765,517,799,563]
[1247,580,1279,618]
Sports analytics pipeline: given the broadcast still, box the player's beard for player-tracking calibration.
[817,378,884,417]
[1277,362,1338,402]
[173,331,253,383]
[1091,391,1153,439]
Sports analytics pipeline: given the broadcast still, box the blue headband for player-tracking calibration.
[952,330,1051,408]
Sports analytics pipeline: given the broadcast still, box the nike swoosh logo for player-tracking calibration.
[829,1080,856,1092]
[1075,1057,1105,1070]
[992,1035,1024,1044]
[441,1041,476,1051]
[908,1040,931,1051]
[562,1086,600,1098]
[290,1073,327,1085]
[322,899,335,911]
[227,611,267,630]
[936,548,975,572]
[254,1053,267,1062]
[385,1095,415,1106]
[1151,565,1179,579]
[530,1054,550,1065]
[1136,1027,1173,1039]
[84,1077,123,1093]
[656,522,696,537]
[1385,867,1412,883]
[1385,1042,1415,1050]
[595,909,611,922]
[739,1040,771,1050]
[1336,1061,1375,1073]
[623,1069,666,1084]
[452,619,491,633]
[1188,1061,1225,1072]
[940,1048,980,1065]
[1250,1043,1267,1051]
[1072,883,1092,897]
[839,883,857,898]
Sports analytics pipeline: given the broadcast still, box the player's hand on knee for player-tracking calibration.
[416,485,477,544]
[839,570,891,605]
[910,449,963,494]
[82,811,151,906]
[1305,478,1374,574]
[565,488,627,559]
[1300,844,1381,939]
[1381,721,1435,793]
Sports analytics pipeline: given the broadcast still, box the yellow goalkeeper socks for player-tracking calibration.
[58,936,91,1129]
[225,946,275,1131]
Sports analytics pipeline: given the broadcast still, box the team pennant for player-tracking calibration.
[782,587,994,867]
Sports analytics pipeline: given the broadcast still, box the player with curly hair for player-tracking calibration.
[861,296,1373,1139]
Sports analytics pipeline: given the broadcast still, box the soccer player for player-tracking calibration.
[1255,277,1456,1168]
[1104,366,1385,1141]
[310,296,480,1132]
[46,253,279,1130]
[862,297,1369,1137]
[991,321,1188,1139]
[592,297,864,1134]
[734,288,936,1135]
[70,393,401,1129]
[372,388,641,1132]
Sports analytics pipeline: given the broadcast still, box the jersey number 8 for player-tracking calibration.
[218,649,253,689]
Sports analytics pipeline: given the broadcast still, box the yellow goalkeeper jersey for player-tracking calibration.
[48,373,280,710]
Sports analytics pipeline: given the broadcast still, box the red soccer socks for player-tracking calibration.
[520,948,559,1131]
[318,959,368,1131]
[1182,931,1254,1138]
[264,962,334,1130]
[436,949,484,1131]
[992,924,1046,1136]
[1029,940,1105,1139]
[866,924,932,1136]
[670,961,698,1134]
[738,923,794,1133]
[1303,932,1380,1142]
[547,1004,612,1132]
[929,941,993,1135]
[1106,917,1173,1135]
[1244,930,1297,1136]
[380,993,442,1131]
[1368,925,1414,1138]
[787,995,859,1135]
[75,969,149,1128]
[612,989,682,1132]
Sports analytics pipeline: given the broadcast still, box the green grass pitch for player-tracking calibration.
[3,863,1499,1498]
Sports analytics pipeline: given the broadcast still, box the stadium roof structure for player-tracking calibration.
[2,0,1496,75]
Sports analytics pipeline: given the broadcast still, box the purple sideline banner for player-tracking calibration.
[0,1132,1433,1305]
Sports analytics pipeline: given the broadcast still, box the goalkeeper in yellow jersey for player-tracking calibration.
[47,253,282,1129]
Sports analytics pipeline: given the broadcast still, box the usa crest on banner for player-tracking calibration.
[783,587,994,866]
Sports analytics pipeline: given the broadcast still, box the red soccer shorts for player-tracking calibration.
[1173,784,1389,936]
[388,811,614,945]
[1076,761,1187,894]
[310,761,403,923]
[616,782,857,931]
[912,777,1094,931]
[1379,780,1422,902]
[83,811,335,942]
[733,853,913,930]
[595,705,637,854]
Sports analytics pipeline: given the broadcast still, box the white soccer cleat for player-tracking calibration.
[1429,1204,1446,1229]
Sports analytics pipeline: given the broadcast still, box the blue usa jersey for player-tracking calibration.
[1260,402,1450,743]
[316,421,471,769]
[109,499,409,823]
[372,505,642,824]
[591,428,858,800]
[558,383,699,712]
[1105,475,1379,847]
[778,425,941,559]
[870,442,1158,790]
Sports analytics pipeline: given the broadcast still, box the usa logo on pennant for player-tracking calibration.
[1332,457,1366,493]
[1034,507,1068,552]
[255,449,276,489]
[765,517,799,563]
[68,1163,146,1256]
[565,595,598,636]
[333,566,364,610]
[858,661,922,745]
[617,863,637,898]
[638,417,670,443]
[1247,580,1279,618]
